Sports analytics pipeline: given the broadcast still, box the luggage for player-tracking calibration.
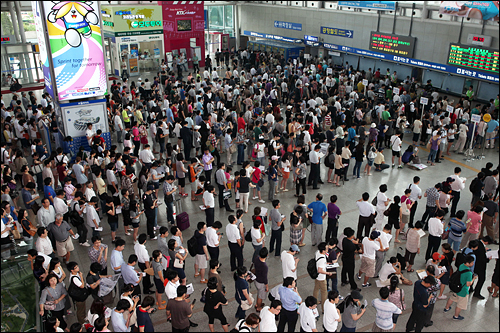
[176,212,190,231]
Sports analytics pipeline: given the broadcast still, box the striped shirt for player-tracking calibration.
[448,217,467,240]
[372,298,401,331]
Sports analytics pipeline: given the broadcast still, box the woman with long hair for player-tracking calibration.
[234,266,251,320]
[387,275,405,330]
[129,200,144,243]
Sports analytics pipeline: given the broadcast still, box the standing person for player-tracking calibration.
[374,225,391,277]
[449,167,466,218]
[227,215,244,271]
[425,209,445,260]
[202,147,215,182]
[134,234,154,295]
[308,144,321,189]
[142,185,158,240]
[259,300,282,332]
[278,277,302,333]
[88,236,108,275]
[67,262,88,325]
[371,286,402,332]
[326,195,341,242]
[448,210,467,253]
[341,227,360,291]
[340,290,366,332]
[269,200,286,257]
[253,247,269,312]
[375,184,391,231]
[234,266,252,320]
[215,163,233,212]
[203,184,216,227]
[281,244,300,281]
[356,192,376,240]
[111,238,126,294]
[151,250,166,310]
[405,276,435,332]
[46,213,77,265]
[405,221,423,273]
[268,160,278,201]
[295,156,307,197]
[408,176,422,228]
[357,230,384,288]
[307,193,328,247]
[460,205,483,248]
[122,254,144,299]
[136,296,156,333]
[323,290,341,333]
[482,193,498,240]
[298,296,318,332]
[206,221,223,262]
[444,255,476,320]
[193,222,210,284]
[203,277,229,332]
[421,183,442,229]
[390,131,403,169]
[38,273,69,331]
[237,168,255,214]
[313,242,335,314]
[471,236,492,299]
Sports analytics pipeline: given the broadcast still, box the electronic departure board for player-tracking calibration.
[447,43,499,74]
[369,32,416,58]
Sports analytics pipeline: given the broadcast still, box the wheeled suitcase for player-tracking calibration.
[176,212,190,231]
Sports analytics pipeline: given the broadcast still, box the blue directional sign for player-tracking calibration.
[320,26,354,38]
[274,21,302,31]
[304,35,319,42]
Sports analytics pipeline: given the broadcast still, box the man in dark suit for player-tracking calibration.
[471,236,492,299]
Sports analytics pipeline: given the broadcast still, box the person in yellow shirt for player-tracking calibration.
[122,106,130,128]
[374,148,390,171]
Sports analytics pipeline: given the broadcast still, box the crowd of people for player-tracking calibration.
[1,46,499,332]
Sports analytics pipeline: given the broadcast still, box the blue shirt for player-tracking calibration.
[122,264,139,286]
[166,108,174,124]
[279,286,302,311]
[308,201,327,225]
[21,188,33,209]
[347,127,356,142]
[44,185,56,204]
[180,89,185,100]
[487,119,499,133]
[136,307,154,332]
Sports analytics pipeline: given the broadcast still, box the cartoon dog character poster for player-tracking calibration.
[47,1,99,47]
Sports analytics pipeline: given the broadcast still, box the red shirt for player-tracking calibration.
[450,113,457,124]
[238,117,246,132]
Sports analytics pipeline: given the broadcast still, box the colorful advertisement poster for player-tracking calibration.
[42,1,107,101]
[31,1,55,99]
[60,99,107,138]
[129,58,138,74]
[130,43,139,57]
[439,1,499,21]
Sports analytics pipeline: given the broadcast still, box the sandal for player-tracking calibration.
[493,294,499,298]
[487,287,493,294]
[407,269,415,273]
[194,273,200,278]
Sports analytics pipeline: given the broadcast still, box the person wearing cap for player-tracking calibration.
[357,230,384,288]
[421,183,442,230]
[425,209,445,261]
[340,290,366,332]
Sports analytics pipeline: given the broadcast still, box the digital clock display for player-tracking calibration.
[369,32,416,58]
[473,36,485,42]
[447,43,499,74]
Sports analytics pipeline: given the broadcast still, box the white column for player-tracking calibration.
[234,4,240,50]
[9,2,20,43]
[15,0,34,83]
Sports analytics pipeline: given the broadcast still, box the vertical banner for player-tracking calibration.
[32,1,55,98]
[42,1,107,101]
[130,43,139,58]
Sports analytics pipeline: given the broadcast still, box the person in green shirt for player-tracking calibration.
[381,109,391,122]
[122,106,130,128]
[494,95,499,110]
[466,86,474,101]
[444,255,477,320]
[386,88,393,100]
[254,120,262,141]
[471,104,481,115]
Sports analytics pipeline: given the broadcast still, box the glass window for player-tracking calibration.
[224,5,233,29]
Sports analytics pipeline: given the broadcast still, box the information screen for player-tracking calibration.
[369,31,416,57]
[447,43,499,74]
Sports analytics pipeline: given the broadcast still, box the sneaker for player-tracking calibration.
[392,164,395,168]
[253,196,258,200]
[258,199,266,203]
[339,295,344,301]
[356,274,361,280]
[398,165,403,169]
[151,236,158,240]
[125,232,131,236]
[362,283,372,288]
[438,295,447,300]
[80,241,91,247]
[453,315,464,320]
[443,307,451,312]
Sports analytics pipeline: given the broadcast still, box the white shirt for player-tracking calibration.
[86,129,95,144]
[298,302,316,332]
[281,251,297,279]
[379,263,396,282]
[36,237,54,257]
[206,227,219,248]
[259,306,278,332]
[361,237,380,260]
[85,204,100,229]
[139,149,154,164]
[376,192,388,211]
[309,150,319,164]
[450,174,466,192]
[315,251,327,281]
[53,197,68,215]
[357,201,375,217]
[165,280,180,299]
[134,243,149,264]
[323,300,340,332]
[428,218,443,237]
[408,184,422,202]
[251,227,263,246]
[390,135,402,152]
[226,223,240,243]
[85,188,96,202]
[113,115,123,131]
[203,191,215,208]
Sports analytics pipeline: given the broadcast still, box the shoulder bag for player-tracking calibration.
[44,288,57,311]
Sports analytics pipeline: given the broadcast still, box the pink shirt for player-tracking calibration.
[466,211,482,234]
[64,184,76,201]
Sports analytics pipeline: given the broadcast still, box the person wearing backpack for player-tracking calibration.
[232,313,261,332]
[444,254,477,320]
[312,242,334,315]
[67,262,89,325]
[469,172,485,207]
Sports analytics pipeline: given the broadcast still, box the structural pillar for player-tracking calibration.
[9,2,20,43]
[15,0,34,83]
[234,3,240,50]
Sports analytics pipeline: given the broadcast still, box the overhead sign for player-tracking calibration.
[243,30,303,44]
[39,1,107,101]
[439,1,499,21]
[338,1,396,11]
[321,42,499,83]
[370,32,416,57]
[304,35,319,42]
[274,21,302,31]
[320,26,353,38]
[447,43,499,74]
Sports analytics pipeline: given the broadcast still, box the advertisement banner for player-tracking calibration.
[438,1,499,21]
[31,1,55,99]
[60,99,107,138]
[129,58,138,74]
[130,43,139,57]
[42,1,107,101]
[338,1,396,11]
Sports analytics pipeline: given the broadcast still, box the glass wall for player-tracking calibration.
[207,5,234,35]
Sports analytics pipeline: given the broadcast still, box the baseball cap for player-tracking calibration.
[446,177,455,183]
[138,78,142,81]
[351,290,363,300]
[432,252,445,261]
[290,244,300,253]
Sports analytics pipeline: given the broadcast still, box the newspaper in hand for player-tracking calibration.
[98,274,122,297]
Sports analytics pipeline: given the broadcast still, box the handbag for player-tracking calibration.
[229,144,237,154]
[44,289,57,311]
[21,219,36,237]
[174,258,183,269]
[257,178,264,188]
[223,189,232,199]
[441,226,450,240]
[11,227,21,240]
[371,192,379,206]
[383,208,391,217]
[31,202,41,215]
[240,292,255,311]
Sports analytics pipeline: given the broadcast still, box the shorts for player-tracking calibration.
[195,254,207,269]
[448,237,461,252]
[253,181,261,191]
[178,177,186,187]
[359,257,376,277]
[389,218,400,230]
[401,214,409,225]
[207,312,228,325]
[440,269,451,285]
[109,222,118,232]
[367,159,374,167]
[254,281,267,300]
[392,313,400,324]
[132,222,140,229]
[335,168,343,176]
[283,171,290,180]
[154,277,165,293]
[153,182,159,190]
[392,150,400,157]
[174,267,186,280]
[56,237,74,257]
[404,249,417,265]
[449,292,468,310]
[190,180,199,192]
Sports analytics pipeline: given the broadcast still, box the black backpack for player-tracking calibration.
[68,202,84,227]
[469,177,479,193]
[337,294,352,313]
[68,276,90,302]
[307,256,324,279]
[187,235,198,257]
[449,268,469,293]
[454,248,468,269]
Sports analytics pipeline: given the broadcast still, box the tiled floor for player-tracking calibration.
[2,69,499,332]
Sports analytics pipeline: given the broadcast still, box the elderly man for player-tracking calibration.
[37,198,56,228]
[46,213,76,264]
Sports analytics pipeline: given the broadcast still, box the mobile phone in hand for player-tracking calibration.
[191,299,197,306]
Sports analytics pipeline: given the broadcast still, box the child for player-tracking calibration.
[193,125,201,156]
[404,221,423,272]
[252,206,267,236]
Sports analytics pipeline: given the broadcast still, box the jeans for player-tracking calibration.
[269,229,282,256]
[252,243,263,262]
[237,144,245,164]
[235,302,246,319]
[326,274,338,292]
[427,149,437,163]
[340,324,356,332]
[353,161,362,178]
